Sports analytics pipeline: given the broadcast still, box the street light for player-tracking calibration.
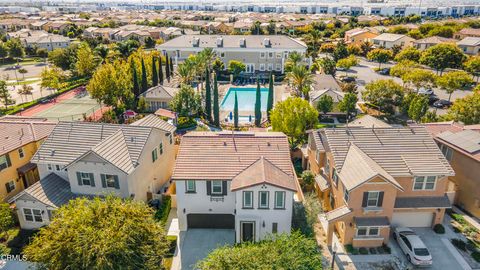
[331,244,338,270]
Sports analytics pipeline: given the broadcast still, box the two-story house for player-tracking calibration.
[173,131,300,242]
[372,33,414,49]
[0,116,56,202]
[9,115,176,230]
[307,126,454,248]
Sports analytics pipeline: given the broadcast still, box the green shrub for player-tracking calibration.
[176,117,197,130]
[451,214,468,226]
[382,244,391,254]
[472,251,480,262]
[154,196,171,224]
[466,241,478,252]
[345,244,355,254]
[451,238,467,251]
[166,235,177,257]
[433,224,445,234]
[369,247,377,254]
[359,247,368,255]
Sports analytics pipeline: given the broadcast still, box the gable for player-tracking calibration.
[79,151,108,163]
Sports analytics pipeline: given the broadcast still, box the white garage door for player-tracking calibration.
[392,212,434,227]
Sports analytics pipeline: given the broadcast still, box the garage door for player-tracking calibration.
[392,212,434,227]
[187,214,235,229]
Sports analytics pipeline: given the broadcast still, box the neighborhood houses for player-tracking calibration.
[0,2,480,270]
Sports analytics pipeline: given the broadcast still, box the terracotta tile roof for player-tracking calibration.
[231,156,296,191]
[172,131,293,181]
[0,117,56,156]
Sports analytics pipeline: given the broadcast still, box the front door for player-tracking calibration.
[241,221,255,242]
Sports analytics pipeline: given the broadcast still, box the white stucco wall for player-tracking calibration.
[235,184,293,242]
[37,163,68,180]
[14,196,51,230]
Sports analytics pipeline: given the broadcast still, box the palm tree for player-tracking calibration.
[285,51,304,72]
[95,45,109,64]
[198,48,216,70]
[286,65,314,100]
[176,61,194,85]
[304,30,322,59]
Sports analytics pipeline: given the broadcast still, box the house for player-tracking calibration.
[307,126,454,248]
[309,74,344,106]
[372,33,414,49]
[413,36,457,51]
[454,28,480,40]
[42,21,71,34]
[140,85,179,112]
[233,21,252,33]
[344,28,378,46]
[9,115,176,230]
[0,117,56,202]
[173,131,300,243]
[419,122,480,219]
[457,37,480,55]
[158,35,308,74]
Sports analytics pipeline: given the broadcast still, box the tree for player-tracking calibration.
[266,72,274,121]
[270,97,318,148]
[390,60,418,78]
[144,36,156,48]
[408,94,429,122]
[234,90,239,128]
[227,60,246,78]
[176,61,194,85]
[0,80,13,109]
[338,92,358,118]
[320,43,335,54]
[75,42,96,77]
[140,58,148,93]
[336,55,358,75]
[255,79,262,127]
[395,47,421,63]
[169,56,174,75]
[18,68,28,80]
[347,44,362,56]
[212,58,224,73]
[40,67,66,91]
[304,30,322,59]
[363,79,405,114]
[23,196,169,270]
[316,94,333,114]
[332,41,349,61]
[213,72,220,126]
[445,91,480,125]
[48,44,78,71]
[250,21,262,35]
[401,68,437,92]
[205,69,212,122]
[464,56,480,82]
[18,84,33,102]
[367,48,393,68]
[285,51,304,72]
[0,42,8,63]
[340,82,358,94]
[132,62,140,98]
[151,56,158,86]
[419,44,466,74]
[158,56,164,85]
[169,84,202,117]
[436,71,474,102]
[165,54,170,82]
[6,38,24,60]
[0,203,14,232]
[286,65,314,100]
[313,57,336,75]
[360,41,373,56]
[94,45,109,64]
[196,232,322,270]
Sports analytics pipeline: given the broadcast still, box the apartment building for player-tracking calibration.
[157,35,308,74]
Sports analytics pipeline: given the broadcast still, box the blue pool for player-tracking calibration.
[221,87,269,112]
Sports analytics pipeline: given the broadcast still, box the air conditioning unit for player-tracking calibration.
[192,37,200,47]
[263,38,271,47]
[216,37,223,47]
[239,38,246,47]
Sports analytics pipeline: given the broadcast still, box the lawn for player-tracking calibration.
[0,227,38,255]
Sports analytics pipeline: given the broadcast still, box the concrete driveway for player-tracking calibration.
[179,229,235,270]
[390,228,465,270]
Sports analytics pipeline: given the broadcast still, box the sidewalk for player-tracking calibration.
[165,208,180,270]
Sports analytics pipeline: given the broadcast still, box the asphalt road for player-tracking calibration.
[0,62,48,81]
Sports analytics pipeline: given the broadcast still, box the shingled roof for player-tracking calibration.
[172,131,294,181]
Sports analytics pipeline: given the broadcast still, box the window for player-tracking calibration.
[55,164,61,171]
[47,164,53,171]
[332,169,339,186]
[259,191,269,209]
[413,176,436,190]
[324,158,330,176]
[268,52,273,58]
[0,154,11,171]
[186,180,196,193]
[211,181,223,195]
[220,52,225,58]
[18,148,25,159]
[267,63,273,71]
[152,148,158,162]
[274,191,285,209]
[260,52,266,58]
[275,63,281,71]
[276,52,282,58]
[5,180,15,193]
[356,227,380,237]
[344,187,349,203]
[169,134,173,144]
[79,172,93,186]
[23,208,42,222]
[367,191,379,207]
[103,174,117,188]
[259,64,265,71]
[159,143,163,155]
[315,150,320,162]
[440,144,453,161]
[243,191,253,208]
[272,222,278,233]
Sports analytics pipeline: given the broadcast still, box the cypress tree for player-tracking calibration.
[158,56,164,85]
[205,69,212,122]
[254,78,262,127]
[267,72,274,121]
[132,62,140,99]
[165,55,170,82]
[141,58,148,93]
[213,72,220,127]
[169,56,174,74]
[234,90,239,129]
[152,57,158,86]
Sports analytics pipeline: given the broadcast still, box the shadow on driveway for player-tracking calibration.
[179,229,235,270]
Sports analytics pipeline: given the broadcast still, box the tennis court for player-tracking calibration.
[33,91,101,121]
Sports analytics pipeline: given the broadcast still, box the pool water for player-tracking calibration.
[221,87,269,112]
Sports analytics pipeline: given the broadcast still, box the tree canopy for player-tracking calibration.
[394,47,421,63]
[436,70,473,101]
[362,79,405,114]
[23,196,169,270]
[367,48,393,68]
[419,44,466,74]
[169,84,202,117]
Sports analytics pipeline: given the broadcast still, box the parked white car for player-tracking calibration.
[393,227,433,267]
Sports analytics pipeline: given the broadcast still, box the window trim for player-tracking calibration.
[18,148,25,159]
[104,174,116,188]
[211,181,223,195]
[243,191,253,209]
[79,172,92,186]
[413,176,437,191]
[152,148,158,162]
[5,180,15,193]
[355,226,380,237]
[185,180,196,193]
[23,208,43,223]
[274,191,285,209]
[366,191,380,207]
[343,187,349,203]
[258,191,269,209]
[332,168,339,186]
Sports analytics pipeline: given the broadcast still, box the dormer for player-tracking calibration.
[239,38,246,47]
[263,38,271,47]
[192,37,200,47]
[216,37,223,47]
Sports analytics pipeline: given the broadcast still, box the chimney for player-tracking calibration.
[239,38,246,47]
[263,38,271,47]
[216,37,223,47]
[192,37,200,47]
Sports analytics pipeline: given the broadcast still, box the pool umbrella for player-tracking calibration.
[229,111,233,120]
[249,115,252,122]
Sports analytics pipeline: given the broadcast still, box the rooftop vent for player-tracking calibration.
[263,38,271,47]
[192,37,200,47]
[223,141,227,146]
[239,38,246,47]
[50,149,55,156]
[216,37,223,47]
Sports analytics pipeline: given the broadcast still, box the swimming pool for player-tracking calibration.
[220,87,269,112]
